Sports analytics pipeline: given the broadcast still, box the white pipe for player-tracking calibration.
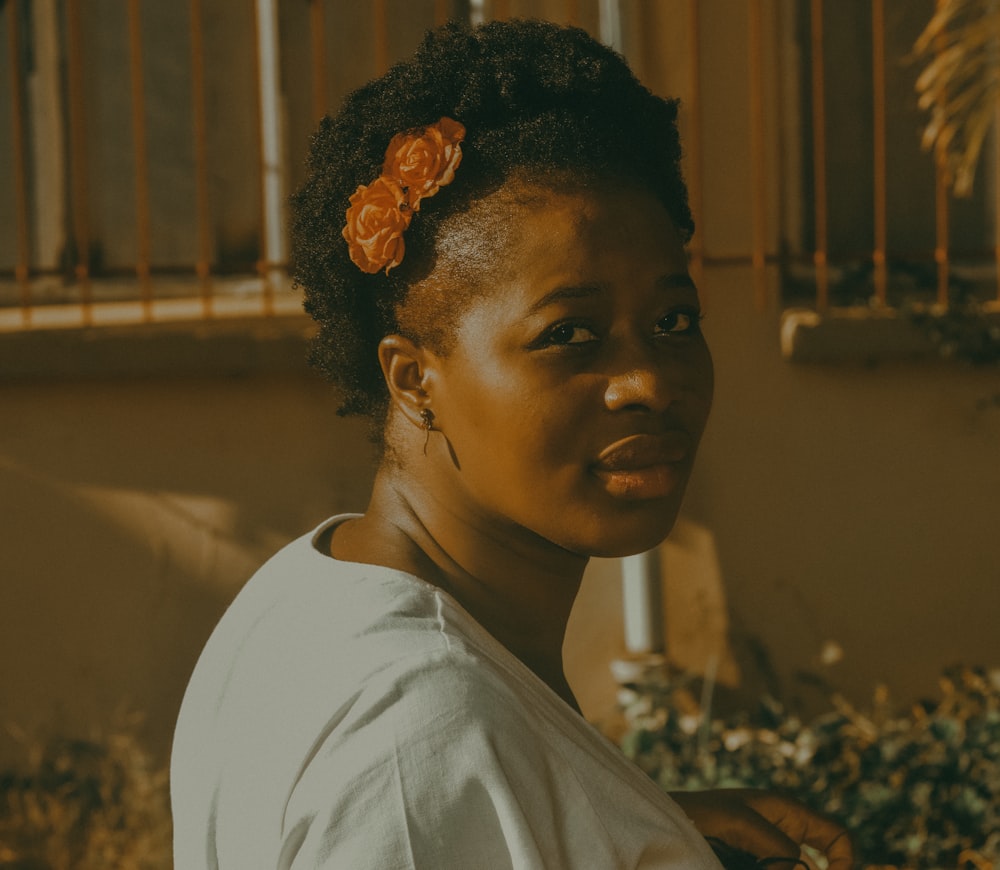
[598,0,623,52]
[622,547,664,654]
[255,0,285,286]
[28,0,67,271]
[601,0,663,656]
[464,0,655,653]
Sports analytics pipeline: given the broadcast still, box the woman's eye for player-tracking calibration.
[656,309,703,336]
[543,323,599,346]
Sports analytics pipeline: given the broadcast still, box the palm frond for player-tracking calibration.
[914,0,1000,196]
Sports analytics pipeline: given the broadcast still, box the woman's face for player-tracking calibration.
[418,179,714,558]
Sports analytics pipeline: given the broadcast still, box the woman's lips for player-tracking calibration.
[592,433,691,499]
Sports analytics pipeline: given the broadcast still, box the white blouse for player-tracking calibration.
[170,515,722,869]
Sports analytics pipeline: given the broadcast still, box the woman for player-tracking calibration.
[171,19,852,869]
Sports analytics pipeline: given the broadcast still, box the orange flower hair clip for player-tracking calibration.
[343,117,466,275]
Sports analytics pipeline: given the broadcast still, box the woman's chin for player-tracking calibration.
[561,510,681,560]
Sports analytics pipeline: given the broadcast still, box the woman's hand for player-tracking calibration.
[669,788,853,869]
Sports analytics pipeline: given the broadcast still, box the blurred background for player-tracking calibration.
[1,0,998,863]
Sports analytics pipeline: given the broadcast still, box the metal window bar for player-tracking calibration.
[809,0,829,313]
[996,99,1000,303]
[309,0,328,123]
[254,0,280,316]
[127,0,153,321]
[435,0,453,27]
[748,0,767,311]
[871,0,888,308]
[65,0,92,325]
[932,0,950,308]
[374,0,389,75]
[190,0,214,319]
[685,0,705,295]
[935,154,951,306]
[3,2,997,334]
[566,0,580,27]
[6,0,31,328]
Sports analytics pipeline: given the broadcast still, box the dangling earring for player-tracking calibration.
[420,409,434,455]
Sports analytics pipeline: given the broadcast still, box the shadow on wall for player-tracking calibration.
[684,265,1000,715]
[0,374,375,767]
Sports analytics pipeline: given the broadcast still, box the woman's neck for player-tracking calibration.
[329,468,587,713]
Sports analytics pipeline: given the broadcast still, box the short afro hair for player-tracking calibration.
[291,18,693,427]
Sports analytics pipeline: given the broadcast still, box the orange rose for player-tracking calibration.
[342,175,412,274]
[383,117,466,210]
[342,117,466,275]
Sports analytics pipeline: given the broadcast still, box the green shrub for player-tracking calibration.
[619,665,1000,870]
[0,715,171,870]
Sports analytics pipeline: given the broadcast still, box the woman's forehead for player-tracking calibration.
[434,177,676,273]
[396,176,688,357]
[430,182,686,319]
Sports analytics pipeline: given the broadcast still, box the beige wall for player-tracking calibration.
[2,1,998,770]
[0,371,373,765]
[690,266,1000,710]
[3,266,998,768]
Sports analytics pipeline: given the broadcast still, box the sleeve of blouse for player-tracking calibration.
[278,650,607,870]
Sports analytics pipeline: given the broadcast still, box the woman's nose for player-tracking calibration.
[603,353,679,414]
[604,370,674,413]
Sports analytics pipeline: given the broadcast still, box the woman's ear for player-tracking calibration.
[378,334,438,428]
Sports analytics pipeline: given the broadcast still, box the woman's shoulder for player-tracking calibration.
[174,519,721,870]
[279,639,719,870]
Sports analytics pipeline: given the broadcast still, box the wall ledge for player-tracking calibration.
[0,313,317,380]
[780,304,1000,364]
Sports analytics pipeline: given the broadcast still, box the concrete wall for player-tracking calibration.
[2,268,998,768]
[0,368,371,764]
[688,266,1000,711]
[2,0,998,770]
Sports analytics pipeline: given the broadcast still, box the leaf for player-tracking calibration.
[619,664,1000,866]
[914,1,1000,195]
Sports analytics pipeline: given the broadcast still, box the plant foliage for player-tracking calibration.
[620,665,1000,870]
[915,0,1000,197]
[0,714,172,869]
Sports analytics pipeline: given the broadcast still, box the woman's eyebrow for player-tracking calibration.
[656,273,698,292]
[526,273,697,316]
[526,284,603,315]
